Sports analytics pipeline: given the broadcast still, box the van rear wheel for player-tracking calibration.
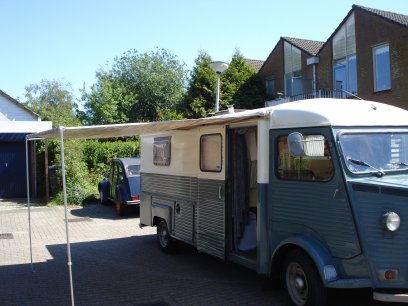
[157,219,177,253]
[283,249,327,306]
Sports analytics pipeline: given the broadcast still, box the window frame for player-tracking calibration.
[372,43,391,92]
[200,133,223,173]
[275,134,334,182]
[153,136,172,166]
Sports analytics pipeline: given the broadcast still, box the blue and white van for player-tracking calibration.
[139,98,408,305]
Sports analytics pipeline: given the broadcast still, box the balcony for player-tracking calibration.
[265,90,351,107]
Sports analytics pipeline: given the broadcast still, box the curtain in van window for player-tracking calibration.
[231,132,249,250]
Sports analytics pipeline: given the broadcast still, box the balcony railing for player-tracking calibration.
[265,90,351,107]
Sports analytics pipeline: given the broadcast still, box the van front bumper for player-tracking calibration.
[374,292,408,303]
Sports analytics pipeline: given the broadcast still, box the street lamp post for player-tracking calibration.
[209,61,229,113]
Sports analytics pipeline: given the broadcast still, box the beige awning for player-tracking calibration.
[26,108,269,140]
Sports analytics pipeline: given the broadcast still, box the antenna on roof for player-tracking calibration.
[341,90,364,100]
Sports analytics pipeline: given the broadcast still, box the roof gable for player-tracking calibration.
[354,5,408,28]
[282,37,324,56]
[244,59,265,73]
[258,37,323,74]
[0,89,39,121]
[318,5,408,55]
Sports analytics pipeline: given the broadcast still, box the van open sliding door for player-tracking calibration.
[196,129,226,260]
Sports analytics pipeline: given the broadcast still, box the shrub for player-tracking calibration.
[47,138,140,206]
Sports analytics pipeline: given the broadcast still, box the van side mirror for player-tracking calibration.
[288,133,325,157]
[288,132,305,156]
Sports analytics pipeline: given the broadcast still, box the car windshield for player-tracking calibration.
[126,165,140,176]
[339,132,408,174]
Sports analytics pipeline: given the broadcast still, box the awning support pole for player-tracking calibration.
[25,137,34,272]
[59,126,75,306]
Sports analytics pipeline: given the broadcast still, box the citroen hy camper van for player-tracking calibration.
[139,98,408,305]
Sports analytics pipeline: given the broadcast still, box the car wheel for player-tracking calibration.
[283,249,327,306]
[115,192,126,217]
[157,219,177,253]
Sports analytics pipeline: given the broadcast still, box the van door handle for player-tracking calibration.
[218,185,222,200]
[333,188,342,198]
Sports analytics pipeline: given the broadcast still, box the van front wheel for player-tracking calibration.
[283,249,327,306]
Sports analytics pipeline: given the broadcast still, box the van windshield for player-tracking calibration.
[339,132,408,174]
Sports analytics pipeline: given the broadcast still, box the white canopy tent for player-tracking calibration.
[24,109,269,306]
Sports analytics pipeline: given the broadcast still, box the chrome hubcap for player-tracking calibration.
[286,262,308,306]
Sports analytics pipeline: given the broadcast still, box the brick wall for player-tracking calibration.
[316,42,333,91]
[259,39,319,97]
[259,40,284,98]
[354,8,408,109]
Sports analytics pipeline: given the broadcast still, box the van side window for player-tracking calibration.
[153,136,171,166]
[277,135,333,181]
[200,134,222,172]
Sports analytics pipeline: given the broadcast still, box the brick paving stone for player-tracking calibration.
[0,199,391,306]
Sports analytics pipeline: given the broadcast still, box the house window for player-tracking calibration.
[277,135,333,182]
[284,42,302,96]
[200,134,222,172]
[266,79,275,97]
[373,44,391,92]
[333,13,357,96]
[153,137,171,166]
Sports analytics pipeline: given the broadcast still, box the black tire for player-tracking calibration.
[157,219,177,253]
[282,249,328,306]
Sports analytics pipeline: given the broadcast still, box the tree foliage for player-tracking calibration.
[178,51,217,118]
[24,79,81,127]
[81,48,187,124]
[180,50,266,118]
[224,51,267,110]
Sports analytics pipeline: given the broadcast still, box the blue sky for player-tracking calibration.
[1,0,407,103]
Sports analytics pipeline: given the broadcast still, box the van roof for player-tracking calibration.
[27,99,408,140]
[268,98,408,129]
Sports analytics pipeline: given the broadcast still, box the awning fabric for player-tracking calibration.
[26,109,269,140]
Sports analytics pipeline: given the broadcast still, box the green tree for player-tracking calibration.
[179,51,216,118]
[181,50,266,118]
[226,51,266,110]
[82,48,187,124]
[24,79,81,127]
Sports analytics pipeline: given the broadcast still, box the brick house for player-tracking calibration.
[258,37,324,100]
[259,5,408,109]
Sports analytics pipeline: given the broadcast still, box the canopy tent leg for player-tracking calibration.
[59,126,75,306]
[25,137,34,273]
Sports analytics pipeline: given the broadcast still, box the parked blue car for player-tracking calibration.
[98,157,141,216]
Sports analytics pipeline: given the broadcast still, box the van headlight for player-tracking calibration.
[382,212,400,232]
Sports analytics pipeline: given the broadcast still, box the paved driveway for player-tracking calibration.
[0,199,393,305]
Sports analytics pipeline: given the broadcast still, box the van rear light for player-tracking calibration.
[132,195,139,201]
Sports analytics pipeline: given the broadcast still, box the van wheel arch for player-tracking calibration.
[270,244,328,306]
[270,244,299,288]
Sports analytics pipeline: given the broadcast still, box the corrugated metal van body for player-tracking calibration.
[348,179,408,288]
[141,173,225,259]
[141,173,197,244]
[268,127,361,261]
[197,179,225,259]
